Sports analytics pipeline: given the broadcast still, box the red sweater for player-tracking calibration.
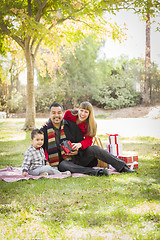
[63,110,93,149]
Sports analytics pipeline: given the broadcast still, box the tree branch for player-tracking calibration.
[0,24,25,49]
[34,0,48,22]
[31,15,71,56]
[33,38,43,57]
[28,0,32,17]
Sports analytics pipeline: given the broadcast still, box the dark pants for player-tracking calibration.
[59,160,100,176]
[79,145,126,172]
[59,145,127,175]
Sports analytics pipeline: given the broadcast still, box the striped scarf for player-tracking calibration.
[47,119,70,166]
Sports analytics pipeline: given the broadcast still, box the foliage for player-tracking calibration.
[56,35,101,107]
[0,0,136,130]
[35,51,160,111]
[35,84,65,112]
[0,119,160,239]
[93,56,140,109]
[95,76,140,109]
[6,89,25,113]
[94,55,160,109]
[0,0,160,123]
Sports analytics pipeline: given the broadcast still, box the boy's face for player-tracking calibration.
[31,133,44,149]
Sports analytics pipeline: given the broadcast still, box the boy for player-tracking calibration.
[22,129,70,176]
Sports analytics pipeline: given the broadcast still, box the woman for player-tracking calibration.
[63,101,96,150]
[63,101,135,173]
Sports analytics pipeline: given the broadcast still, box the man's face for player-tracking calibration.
[50,106,63,127]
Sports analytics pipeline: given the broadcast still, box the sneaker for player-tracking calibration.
[39,172,48,176]
[121,166,136,173]
[97,168,109,176]
[61,171,71,176]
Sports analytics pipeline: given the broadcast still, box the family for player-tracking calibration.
[22,101,135,177]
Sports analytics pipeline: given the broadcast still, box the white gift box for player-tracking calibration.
[108,134,120,145]
[107,143,123,157]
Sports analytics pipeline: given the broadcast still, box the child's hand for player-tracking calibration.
[46,161,50,165]
[22,172,28,177]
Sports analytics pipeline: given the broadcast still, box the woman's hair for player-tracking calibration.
[79,101,97,137]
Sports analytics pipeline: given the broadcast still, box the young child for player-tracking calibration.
[22,129,70,176]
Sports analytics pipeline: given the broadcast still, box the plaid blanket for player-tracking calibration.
[0,166,119,182]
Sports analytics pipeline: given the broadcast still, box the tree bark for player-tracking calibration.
[23,46,36,130]
[145,13,151,105]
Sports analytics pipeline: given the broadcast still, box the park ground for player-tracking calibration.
[0,104,160,239]
[93,104,160,119]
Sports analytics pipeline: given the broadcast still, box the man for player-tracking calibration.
[41,102,135,176]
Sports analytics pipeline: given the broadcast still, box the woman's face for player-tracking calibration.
[78,108,90,122]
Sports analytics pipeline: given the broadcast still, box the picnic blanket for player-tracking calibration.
[0,166,119,182]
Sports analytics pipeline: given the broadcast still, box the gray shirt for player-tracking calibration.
[22,145,47,173]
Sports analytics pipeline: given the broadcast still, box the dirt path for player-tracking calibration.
[93,104,160,119]
[5,104,160,120]
[96,118,160,137]
[94,104,160,137]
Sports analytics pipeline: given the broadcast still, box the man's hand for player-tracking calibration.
[66,150,78,156]
[41,121,47,128]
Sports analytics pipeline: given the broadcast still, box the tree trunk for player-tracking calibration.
[23,47,36,130]
[144,13,151,105]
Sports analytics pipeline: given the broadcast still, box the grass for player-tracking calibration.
[0,119,160,239]
[95,113,110,119]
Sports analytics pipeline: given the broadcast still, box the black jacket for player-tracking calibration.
[41,119,97,167]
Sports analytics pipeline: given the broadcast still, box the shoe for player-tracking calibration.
[121,166,136,173]
[97,168,109,176]
[62,171,71,176]
[39,172,48,176]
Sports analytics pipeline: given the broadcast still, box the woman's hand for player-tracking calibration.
[71,143,82,151]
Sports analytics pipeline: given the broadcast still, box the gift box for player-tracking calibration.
[107,134,120,145]
[107,143,123,157]
[118,155,138,170]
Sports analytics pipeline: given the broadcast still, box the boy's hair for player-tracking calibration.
[49,102,63,112]
[31,129,44,139]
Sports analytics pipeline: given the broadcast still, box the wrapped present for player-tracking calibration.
[107,143,123,157]
[118,155,138,170]
[107,134,120,145]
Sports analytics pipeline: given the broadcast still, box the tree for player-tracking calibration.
[124,1,160,105]
[104,1,160,104]
[57,35,101,107]
[0,0,126,130]
[145,12,151,105]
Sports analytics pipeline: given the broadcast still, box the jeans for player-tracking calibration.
[28,165,62,176]
[80,145,126,172]
[59,145,127,174]
[59,160,100,176]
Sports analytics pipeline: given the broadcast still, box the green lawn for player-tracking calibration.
[0,119,160,240]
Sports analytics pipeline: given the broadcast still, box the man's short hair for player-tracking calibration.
[49,102,63,112]
[31,129,44,139]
